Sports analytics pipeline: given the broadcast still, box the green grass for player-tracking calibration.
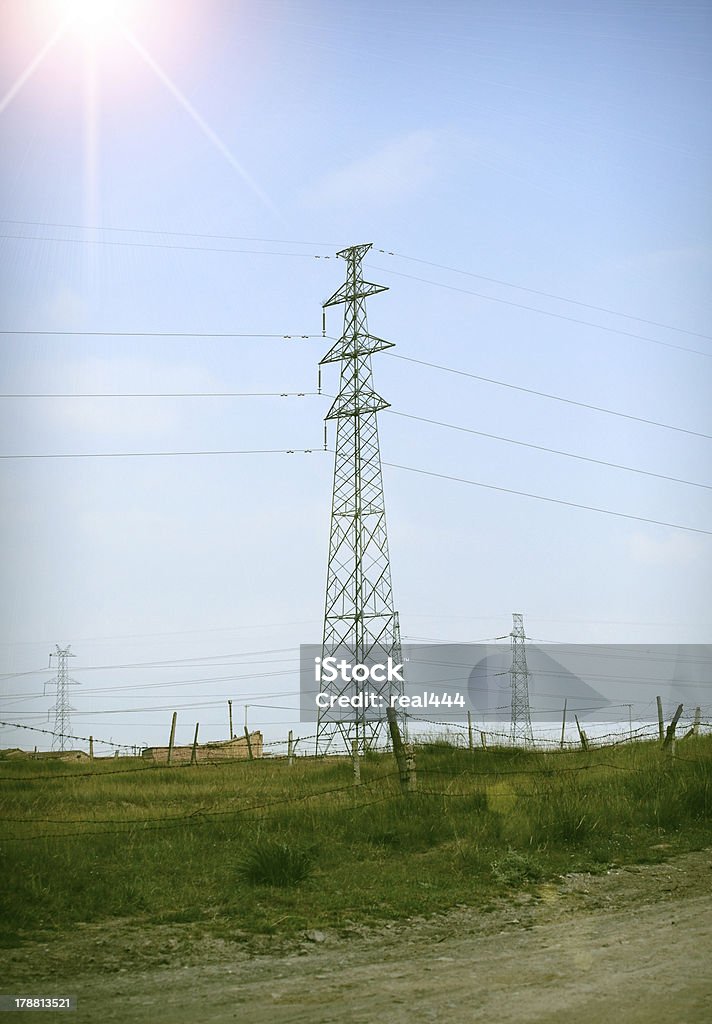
[0,737,710,943]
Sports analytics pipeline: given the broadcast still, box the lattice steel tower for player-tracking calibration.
[47,645,78,751]
[509,613,533,745]
[316,243,404,755]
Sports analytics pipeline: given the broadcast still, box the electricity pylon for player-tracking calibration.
[47,645,78,751]
[509,614,533,745]
[316,243,404,754]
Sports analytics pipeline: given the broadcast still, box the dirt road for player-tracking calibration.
[4,850,711,1022]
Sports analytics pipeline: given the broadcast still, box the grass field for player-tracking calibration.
[1,736,710,946]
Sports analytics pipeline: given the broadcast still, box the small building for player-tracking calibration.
[141,731,263,764]
[0,748,90,762]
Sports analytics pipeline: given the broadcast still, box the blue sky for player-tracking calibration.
[0,0,710,753]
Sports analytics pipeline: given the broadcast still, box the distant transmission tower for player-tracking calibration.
[316,243,404,755]
[47,645,78,751]
[509,614,533,745]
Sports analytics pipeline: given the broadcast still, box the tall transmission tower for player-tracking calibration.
[509,613,533,745]
[316,243,404,755]
[47,645,78,751]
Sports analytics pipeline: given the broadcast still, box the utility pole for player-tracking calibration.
[47,645,78,751]
[316,243,405,754]
[509,614,533,746]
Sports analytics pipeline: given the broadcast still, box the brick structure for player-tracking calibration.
[141,732,263,763]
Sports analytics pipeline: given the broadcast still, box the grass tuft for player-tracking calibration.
[236,837,314,887]
[491,848,543,886]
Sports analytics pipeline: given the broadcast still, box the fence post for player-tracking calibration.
[244,726,254,760]
[574,714,589,751]
[386,706,407,790]
[288,729,294,766]
[404,744,416,792]
[89,735,94,761]
[657,696,665,742]
[351,739,361,787]
[560,699,567,748]
[167,711,177,765]
[191,722,200,764]
[228,700,233,739]
[480,731,487,749]
[662,704,683,756]
[467,711,473,751]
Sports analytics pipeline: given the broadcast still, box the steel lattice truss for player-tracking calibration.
[509,613,534,745]
[316,243,404,754]
[48,644,78,751]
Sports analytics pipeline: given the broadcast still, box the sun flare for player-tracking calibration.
[52,0,126,40]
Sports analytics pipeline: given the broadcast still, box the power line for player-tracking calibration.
[381,461,712,537]
[368,264,712,359]
[0,232,336,260]
[4,385,707,488]
[0,448,327,460]
[4,334,707,441]
[374,248,712,343]
[0,618,320,646]
[0,444,704,532]
[385,409,712,490]
[387,353,712,440]
[0,644,299,677]
[0,219,337,248]
[0,391,320,399]
[3,220,705,344]
[0,331,319,339]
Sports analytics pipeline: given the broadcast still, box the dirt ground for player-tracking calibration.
[3,848,711,1023]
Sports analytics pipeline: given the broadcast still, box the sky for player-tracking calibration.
[0,0,711,755]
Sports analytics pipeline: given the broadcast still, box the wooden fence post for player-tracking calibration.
[657,696,665,742]
[404,744,416,792]
[574,714,589,751]
[244,726,254,760]
[89,735,94,761]
[467,711,473,751]
[560,699,567,749]
[351,739,361,786]
[167,711,177,765]
[386,706,408,790]
[191,722,200,764]
[288,729,294,765]
[662,704,683,756]
[228,700,233,739]
[480,731,487,749]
